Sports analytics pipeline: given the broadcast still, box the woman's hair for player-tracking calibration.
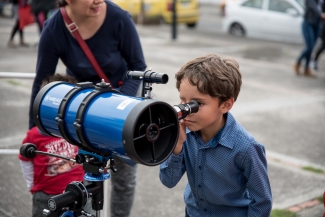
[57,0,68,7]
[175,54,242,103]
[41,74,77,89]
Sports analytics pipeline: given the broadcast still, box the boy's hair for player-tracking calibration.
[41,74,78,89]
[175,54,242,103]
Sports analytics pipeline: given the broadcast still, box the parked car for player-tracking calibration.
[221,0,305,43]
[111,0,200,28]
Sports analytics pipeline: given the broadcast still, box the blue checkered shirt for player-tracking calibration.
[160,112,272,217]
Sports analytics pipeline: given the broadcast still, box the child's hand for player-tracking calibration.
[173,120,186,155]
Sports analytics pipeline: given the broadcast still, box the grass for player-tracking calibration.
[270,209,296,217]
[317,195,324,204]
[301,166,324,174]
[7,80,21,86]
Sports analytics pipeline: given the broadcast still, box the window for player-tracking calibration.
[241,0,263,9]
[268,0,297,13]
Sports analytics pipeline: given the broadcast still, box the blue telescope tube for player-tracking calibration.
[33,81,179,166]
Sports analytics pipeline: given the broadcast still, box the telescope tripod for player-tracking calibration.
[20,143,116,217]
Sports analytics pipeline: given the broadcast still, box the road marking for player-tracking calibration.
[0,149,19,154]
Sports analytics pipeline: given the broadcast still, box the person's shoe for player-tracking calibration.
[7,40,17,48]
[19,42,29,47]
[293,62,300,75]
[304,68,316,77]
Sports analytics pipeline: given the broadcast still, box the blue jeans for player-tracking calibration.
[297,20,320,69]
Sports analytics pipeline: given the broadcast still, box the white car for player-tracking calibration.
[221,0,305,44]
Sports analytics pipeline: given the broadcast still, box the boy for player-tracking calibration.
[159,54,272,216]
[18,74,92,217]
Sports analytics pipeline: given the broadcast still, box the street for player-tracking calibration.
[0,3,325,217]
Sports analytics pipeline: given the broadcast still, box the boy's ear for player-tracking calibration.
[221,98,234,113]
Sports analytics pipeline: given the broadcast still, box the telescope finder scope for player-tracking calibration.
[173,100,199,120]
[126,70,168,84]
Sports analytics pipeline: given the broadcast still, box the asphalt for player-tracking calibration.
[0,5,325,217]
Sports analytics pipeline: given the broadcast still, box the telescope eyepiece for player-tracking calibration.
[126,70,169,84]
[173,100,199,120]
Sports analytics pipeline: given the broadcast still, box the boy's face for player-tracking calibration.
[179,78,232,135]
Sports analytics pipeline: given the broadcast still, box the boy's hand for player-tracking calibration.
[173,120,186,155]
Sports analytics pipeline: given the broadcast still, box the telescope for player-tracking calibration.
[20,70,199,217]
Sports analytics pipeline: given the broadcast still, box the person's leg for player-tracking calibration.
[313,41,325,70]
[8,19,19,47]
[32,191,56,217]
[110,156,137,217]
[18,24,28,47]
[34,12,43,35]
[295,20,310,74]
[304,23,320,76]
[314,28,325,69]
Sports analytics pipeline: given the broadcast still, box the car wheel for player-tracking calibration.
[229,23,245,36]
[186,23,197,28]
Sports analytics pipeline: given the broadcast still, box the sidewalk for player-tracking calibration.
[0,15,325,217]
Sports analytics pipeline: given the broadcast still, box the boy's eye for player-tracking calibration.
[197,102,203,106]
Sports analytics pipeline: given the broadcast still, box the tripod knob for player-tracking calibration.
[20,143,37,158]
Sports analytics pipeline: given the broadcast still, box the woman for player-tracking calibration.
[294,0,325,77]
[28,0,147,216]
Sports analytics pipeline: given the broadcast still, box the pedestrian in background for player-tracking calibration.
[312,0,325,70]
[28,0,147,216]
[7,0,29,47]
[160,54,272,217]
[30,0,57,34]
[294,0,325,77]
[19,74,95,217]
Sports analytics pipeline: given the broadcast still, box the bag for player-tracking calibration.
[18,5,34,30]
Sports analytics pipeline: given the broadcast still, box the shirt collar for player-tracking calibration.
[187,112,236,149]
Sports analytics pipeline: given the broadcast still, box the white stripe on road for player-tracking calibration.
[0,149,19,154]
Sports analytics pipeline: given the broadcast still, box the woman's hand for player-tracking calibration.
[173,120,186,155]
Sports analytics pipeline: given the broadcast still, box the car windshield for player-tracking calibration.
[295,0,304,9]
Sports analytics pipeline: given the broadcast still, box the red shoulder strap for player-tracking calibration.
[59,7,111,86]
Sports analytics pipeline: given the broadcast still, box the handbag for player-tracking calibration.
[18,5,35,30]
[59,7,111,86]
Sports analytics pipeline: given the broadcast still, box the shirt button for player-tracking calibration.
[204,208,207,211]
[198,184,202,188]
[198,166,202,170]
[200,198,204,201]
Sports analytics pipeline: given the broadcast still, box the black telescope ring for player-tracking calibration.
[55,82,94,147]
[33,81,67,137]
[74,89,116,155]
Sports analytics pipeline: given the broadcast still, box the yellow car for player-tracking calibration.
[111,0,199,28]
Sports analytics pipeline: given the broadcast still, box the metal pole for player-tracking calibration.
[0,72,35,79]
[172,0,177,40]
